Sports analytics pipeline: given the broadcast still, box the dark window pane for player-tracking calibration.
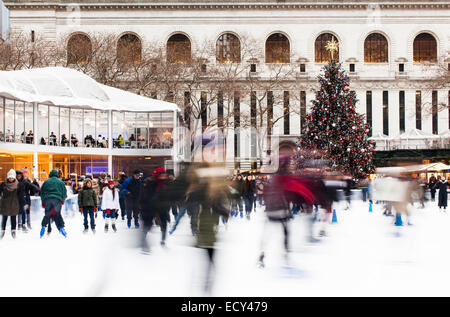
[364,33,388,63]
[167,34,191,64]
[315,33,339,63]
[67,34,92,65]
[265,33,290,63]
[413,33,437,63]
[216,33,241,63]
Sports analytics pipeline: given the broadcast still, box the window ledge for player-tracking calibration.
[363,63,390,65]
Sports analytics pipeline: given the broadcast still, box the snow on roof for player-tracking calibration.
[0,67,180,112]
[439,129,450,138]
[368,132,392,140]
[398,128,440,139]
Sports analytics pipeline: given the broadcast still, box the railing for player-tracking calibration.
[373,140,450,151]
[1,136,174,150]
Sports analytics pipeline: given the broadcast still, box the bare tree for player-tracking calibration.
[0,31,56,70]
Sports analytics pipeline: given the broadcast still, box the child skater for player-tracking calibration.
[101,181,120,232]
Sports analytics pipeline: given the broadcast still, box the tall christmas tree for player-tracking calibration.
[297,60,376,179]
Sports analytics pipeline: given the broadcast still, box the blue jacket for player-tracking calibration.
[119,176,142,200]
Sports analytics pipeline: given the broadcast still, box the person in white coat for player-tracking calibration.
[101,181,120,232]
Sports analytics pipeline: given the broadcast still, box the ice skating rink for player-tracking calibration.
[0,200,448,297]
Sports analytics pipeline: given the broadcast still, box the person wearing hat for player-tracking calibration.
[39,169,68,238]
[78,179,99,233]
[16,169,39,232]
[101,180,120,232]
[119,169,142,228]
[0,169,21,239]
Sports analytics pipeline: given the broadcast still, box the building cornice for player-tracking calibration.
[5,2,450,11]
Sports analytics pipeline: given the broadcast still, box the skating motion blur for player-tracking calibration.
[1,156,449,296]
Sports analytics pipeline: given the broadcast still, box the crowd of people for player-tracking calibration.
[0,158,449,293]
[6,129,173,150]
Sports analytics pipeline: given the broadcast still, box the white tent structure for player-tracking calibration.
[368,132,392,151]
[439,129,450,149]
[0,67,182,177]
[0,67,180,112]
[391,128,440,150]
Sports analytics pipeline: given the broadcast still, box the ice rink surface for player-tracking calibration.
[0,200,448,297]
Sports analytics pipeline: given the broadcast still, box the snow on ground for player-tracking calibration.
[0,200,450,297]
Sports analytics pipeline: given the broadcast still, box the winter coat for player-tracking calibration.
[434,180,448,208]
[78,184,99,208]
[30,180,40,196]
[120,176,142,200]
[186,163,230,248]
[428,176,437,192]
[263,174,291,220]
[40,169,67,203]
[0,180,20,216]
[101,187,120,211]
[17,176,39,207]
[242,179,256,198]
[256,179,264,195]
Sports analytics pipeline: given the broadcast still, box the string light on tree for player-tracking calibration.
[295,60,375,180]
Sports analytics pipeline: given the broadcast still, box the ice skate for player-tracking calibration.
[104,224,109,232]
[91,228,96,234]
[308,236,321,243]
[83,228,88,234]
[112,224,117,232]
[59,227,67,238]
[0,230,5,239]
[11,230,16,239]
[257,253,265,269]
[27,223,32,230]
[39,226,45,238]
[141,245,151,255]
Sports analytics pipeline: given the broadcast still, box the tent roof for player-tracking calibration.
[368,132,392,140]
[0,67,180,112]
[426,162,450,172]
[398,128,440,139]
[439,129,450,137]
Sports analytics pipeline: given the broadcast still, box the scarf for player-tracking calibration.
[5,179,18,192]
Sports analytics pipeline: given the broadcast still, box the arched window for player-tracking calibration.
[167,34,191,64]
[216,33,241,63]
[364,33,388,63]
[315,33,339,63]
[265,33,290,63]
[67,33,92,65]
[413,33,437,63]
[117,33,142,65]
